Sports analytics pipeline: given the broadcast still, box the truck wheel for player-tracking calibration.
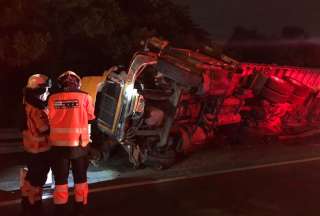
[89,138,115,167]
[294,87,311,98]
[285,77,311,97]
[266,76,294,95]
[88,147,109,167]
[250,72,269,95]
[288,94,305,105]
[88,146,102,161]
[261,87,289,103]
[100,138,118,161]
[144,149,177,170]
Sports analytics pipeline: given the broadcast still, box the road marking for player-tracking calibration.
[2,156,320,207]
[90,156,320,192]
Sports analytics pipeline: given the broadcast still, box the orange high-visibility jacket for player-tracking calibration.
[48,91,95,147]
[22,103,50,153]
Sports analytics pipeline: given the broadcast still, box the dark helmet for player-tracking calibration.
[57,71,81,89]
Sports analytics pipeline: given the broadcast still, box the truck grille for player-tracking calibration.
[98,81,122,129]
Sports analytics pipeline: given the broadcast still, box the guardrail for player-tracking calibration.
[0,129,23,154]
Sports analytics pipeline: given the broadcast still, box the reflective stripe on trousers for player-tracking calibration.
[53,184,69,205]
[74,182,89,205]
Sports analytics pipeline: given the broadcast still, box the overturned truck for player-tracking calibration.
[81,38,320,168]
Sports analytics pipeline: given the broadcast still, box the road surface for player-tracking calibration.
[1,134,320,215]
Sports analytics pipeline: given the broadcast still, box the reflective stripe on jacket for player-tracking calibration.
[48,91,95,147]
[22,103,50,153]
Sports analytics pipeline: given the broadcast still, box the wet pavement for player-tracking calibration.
[1,131,320,215]
[2,148,320,215]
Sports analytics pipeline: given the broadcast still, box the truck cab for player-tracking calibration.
[83,38,244,168]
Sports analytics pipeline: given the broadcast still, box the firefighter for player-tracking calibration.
[21,74,52,215]
[48,71,95,215]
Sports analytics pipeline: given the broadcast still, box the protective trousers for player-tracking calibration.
[20,151,51,214]
[52,155,89,206]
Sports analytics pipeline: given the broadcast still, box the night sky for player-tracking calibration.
[173,0,320,40]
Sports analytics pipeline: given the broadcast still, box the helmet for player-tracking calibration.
[25,74,51,103]
[57,71,81,89]
[26,74,51,89]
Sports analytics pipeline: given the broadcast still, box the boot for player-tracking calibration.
[20,197,31,216]
[54,204,69,216]
[73,202,87,216]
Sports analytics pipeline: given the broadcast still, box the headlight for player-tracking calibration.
[125,84,137,100]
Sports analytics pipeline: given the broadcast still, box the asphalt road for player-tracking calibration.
[87,159,320,216]
[2,153,320,215]
[2,133,320,215]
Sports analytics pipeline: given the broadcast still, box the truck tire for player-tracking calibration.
[294,86,311,97]
[288,94,305,105]
[144,149,177,170]
[261,87,289,103]
[285,77,311,97]
[266,76,294,95]
[250,72,269,95]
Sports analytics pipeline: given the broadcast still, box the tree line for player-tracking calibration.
[224,26,320,68]
[1,0,319,127]
[0,0,209,127]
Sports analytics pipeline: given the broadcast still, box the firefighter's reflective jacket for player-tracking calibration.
[48,91,95,147]
[22,103,50,153]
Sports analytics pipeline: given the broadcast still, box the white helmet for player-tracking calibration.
[25,74,51,102]
[57,70,81,89]
[26,74,51,89]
